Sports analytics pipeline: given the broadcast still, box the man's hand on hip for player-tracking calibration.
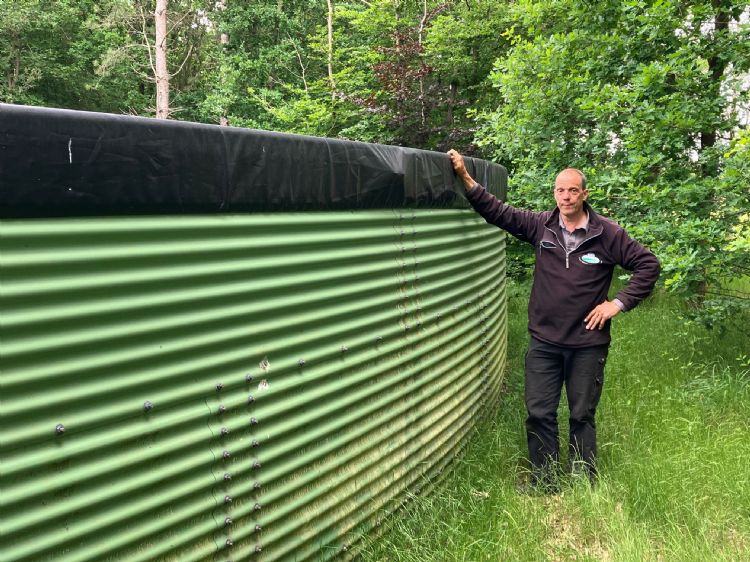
[584,300,621,330]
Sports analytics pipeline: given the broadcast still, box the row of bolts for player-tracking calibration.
[51,307,491,437]
[50,308,493,553]
[50,342,368,435]
[53,374,267,554]
[52,306,491,438]
[49,242,491,438]
[216,376,262,554]
[53,374,261,434]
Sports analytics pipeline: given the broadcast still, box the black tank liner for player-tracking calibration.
[0,104,506,217]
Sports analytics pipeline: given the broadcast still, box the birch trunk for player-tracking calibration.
[326,0,335,97]
[155,0,169,119]
[418,0,427,127]
[217,0,229,126]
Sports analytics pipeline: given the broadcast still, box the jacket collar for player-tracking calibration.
[545,201,603,236]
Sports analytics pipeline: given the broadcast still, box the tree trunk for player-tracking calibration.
[446,81,456,126]
[418,0,427,127]
[700,0,730,156]
[217,0,229,126]
[155,0,169,119]
[10,51,20,93]
[326,0,335,97]
[7,33,20,93]
[696,0,733,298]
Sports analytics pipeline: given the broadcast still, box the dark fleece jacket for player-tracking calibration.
[466,185,660,347]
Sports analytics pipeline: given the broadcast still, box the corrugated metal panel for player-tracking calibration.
[0,209,506,561]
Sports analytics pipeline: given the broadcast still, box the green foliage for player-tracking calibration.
[4,0,748,327]
[260,0,516,150]
[0,0,511,147]
[0,0,132,110]
[475,0,750,326]
[0,0,221,116]
[202,0,331,128]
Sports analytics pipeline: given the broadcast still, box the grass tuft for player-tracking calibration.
[358,282,750,561]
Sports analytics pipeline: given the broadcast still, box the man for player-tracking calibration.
[448,149,660,492]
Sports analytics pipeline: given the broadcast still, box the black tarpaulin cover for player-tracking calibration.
[0,104,506,217]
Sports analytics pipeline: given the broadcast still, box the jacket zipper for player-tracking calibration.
[544,226,603,270]
[544,226,568,268]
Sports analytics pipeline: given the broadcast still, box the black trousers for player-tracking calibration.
[524,337,609,480]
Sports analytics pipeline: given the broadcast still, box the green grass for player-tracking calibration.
[358,281,750,561]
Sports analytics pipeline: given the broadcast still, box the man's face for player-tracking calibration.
[554,170,588,220]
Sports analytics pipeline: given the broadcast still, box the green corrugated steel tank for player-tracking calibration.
[0,106,508,561]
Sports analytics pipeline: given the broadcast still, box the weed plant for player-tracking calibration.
[358,281,749,561]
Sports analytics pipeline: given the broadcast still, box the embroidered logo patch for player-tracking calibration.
[580,253,601,264]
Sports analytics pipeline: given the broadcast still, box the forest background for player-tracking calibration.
[2,0,748,328]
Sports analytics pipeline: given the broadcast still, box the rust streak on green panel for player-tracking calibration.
[0,210,507,561]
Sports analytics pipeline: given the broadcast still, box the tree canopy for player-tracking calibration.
[2,0,748,326]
